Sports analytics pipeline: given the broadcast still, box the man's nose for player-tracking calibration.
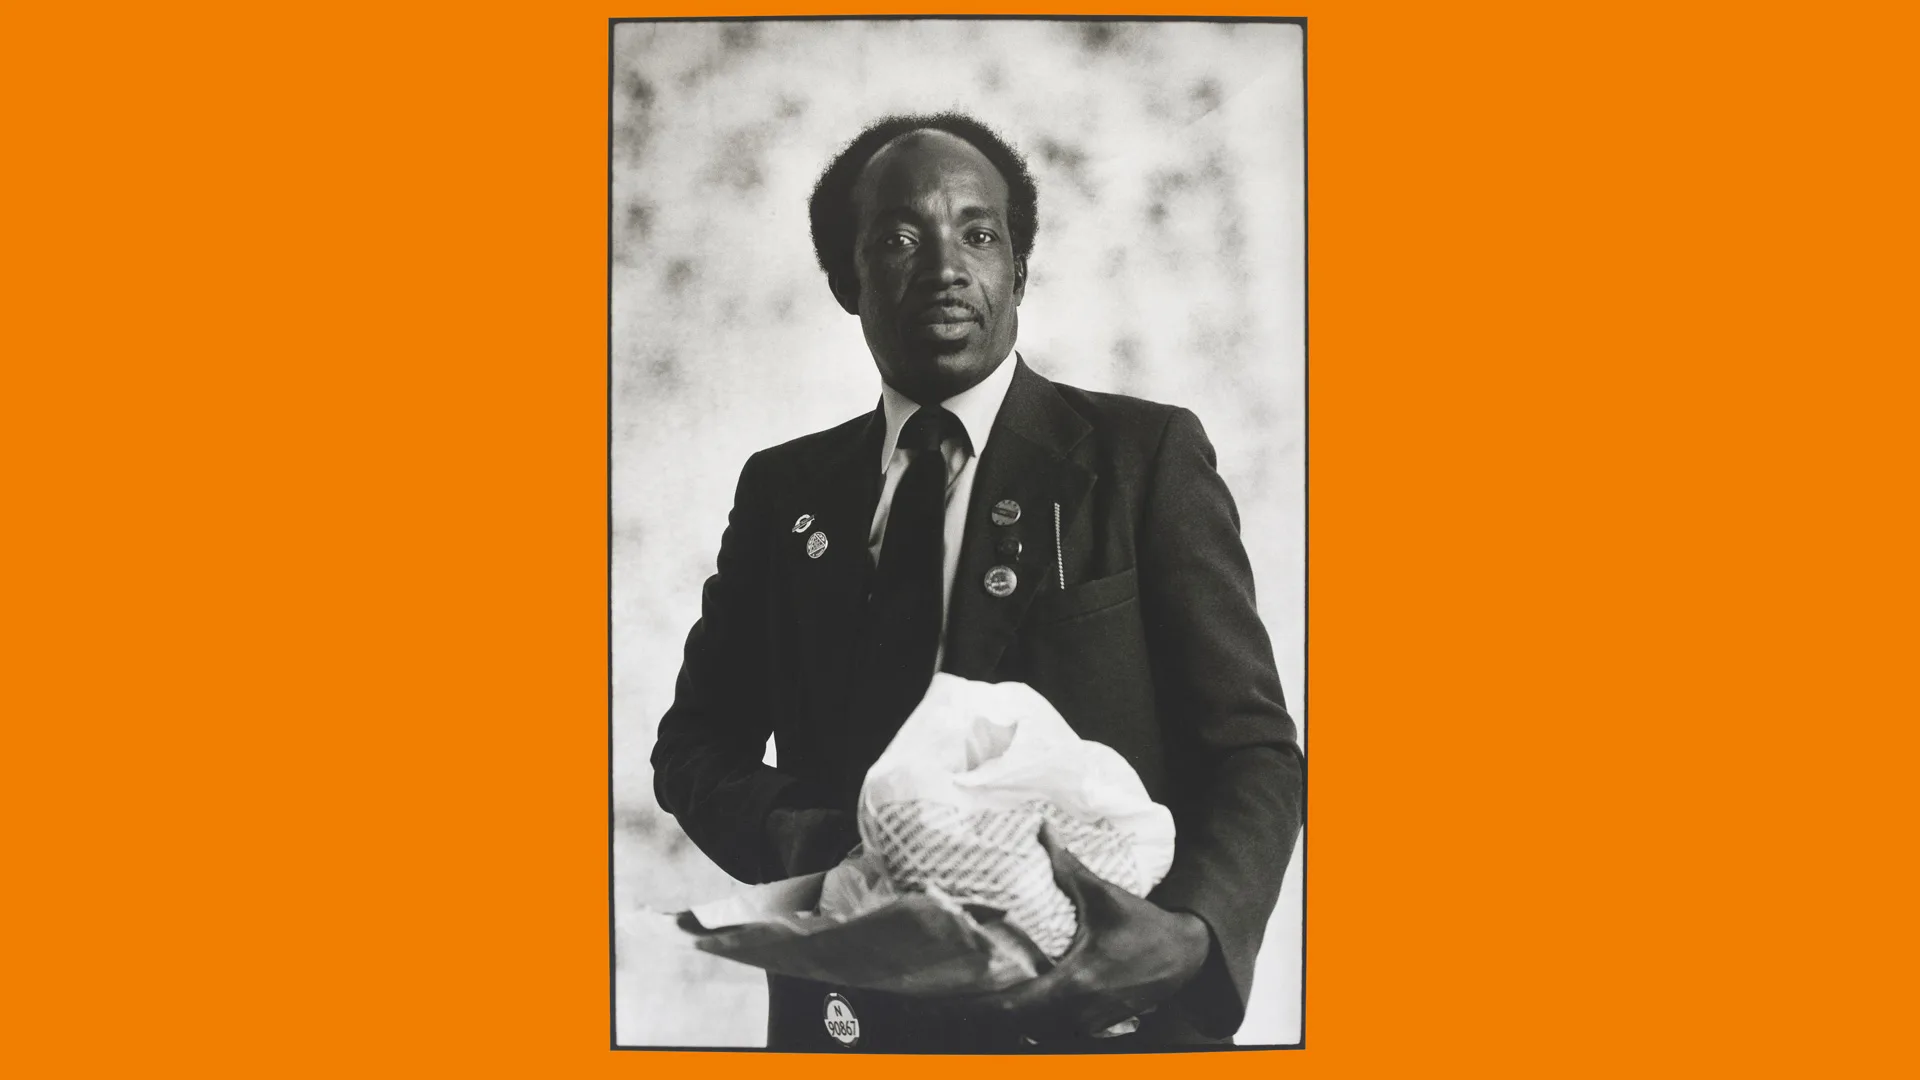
[919,231,971,288]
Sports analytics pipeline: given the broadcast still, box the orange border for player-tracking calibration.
[7,2,1916,1077]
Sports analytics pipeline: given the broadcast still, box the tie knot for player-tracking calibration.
[898,406,967,456]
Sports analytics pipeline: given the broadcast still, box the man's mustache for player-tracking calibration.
[914,297,983,322]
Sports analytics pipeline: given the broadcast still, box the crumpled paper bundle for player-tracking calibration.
[679,674,1175,997]
[826,674,1176,958]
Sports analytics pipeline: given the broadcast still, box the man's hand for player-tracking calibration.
[764,806,861,878]
[956,826,1215,1040]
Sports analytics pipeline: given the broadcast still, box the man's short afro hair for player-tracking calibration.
[808,112,1039,288]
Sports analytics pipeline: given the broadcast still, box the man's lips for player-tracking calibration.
[913,301,981,325]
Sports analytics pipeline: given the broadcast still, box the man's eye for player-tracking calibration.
[966,229,998,244]
[881,233,916,248]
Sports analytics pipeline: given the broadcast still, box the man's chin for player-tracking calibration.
[883,343,1004,403]
[893,332,975,366]
[918,337,973,358]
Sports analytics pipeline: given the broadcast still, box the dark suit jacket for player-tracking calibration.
[652,358,1305,1052]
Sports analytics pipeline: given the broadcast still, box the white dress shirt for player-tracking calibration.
[867,350,1021,670]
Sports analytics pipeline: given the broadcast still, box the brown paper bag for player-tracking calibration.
[676,872,1046,997]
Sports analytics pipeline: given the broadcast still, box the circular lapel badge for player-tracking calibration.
[822,993,861,1048]
[984,565,1018,598]
[806,531,829,559]
[991,499,1022,526]
[792,513,815,533]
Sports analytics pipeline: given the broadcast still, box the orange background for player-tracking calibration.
[5,2,1915,1076]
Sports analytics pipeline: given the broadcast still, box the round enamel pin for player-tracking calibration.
[984,565,1018,597]
[792,513,815,533]
[991,499,1021,526]
[822,993,860,1048]
[806,531,829,559]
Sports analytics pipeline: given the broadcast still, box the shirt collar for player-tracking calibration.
[877,348,1021,473]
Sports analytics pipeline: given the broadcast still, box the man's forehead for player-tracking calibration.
[853,128,1010,209]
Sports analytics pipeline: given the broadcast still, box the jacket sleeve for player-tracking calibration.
[1138,407,1306,1038]
[651,451,807,885]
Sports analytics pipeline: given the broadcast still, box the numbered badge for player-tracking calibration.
[822,993,860,1048]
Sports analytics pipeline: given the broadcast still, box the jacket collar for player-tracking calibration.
[991,355,1093,461]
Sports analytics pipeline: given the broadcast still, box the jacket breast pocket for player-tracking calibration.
[1026,566,1139,626]
[1015,565,1162,792]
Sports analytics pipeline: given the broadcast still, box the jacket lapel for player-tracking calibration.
[789,408,884,694]
[943,360,1095,680]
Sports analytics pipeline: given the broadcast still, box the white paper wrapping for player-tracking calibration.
[830,674,1177,958]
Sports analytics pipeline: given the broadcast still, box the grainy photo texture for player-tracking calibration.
[612,17,1305,1051]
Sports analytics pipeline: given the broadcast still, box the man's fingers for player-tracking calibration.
[1036,823,1079,869]
[947,824,1172,1040]
[1037,823,1101,896]
[1044,829,1142,935]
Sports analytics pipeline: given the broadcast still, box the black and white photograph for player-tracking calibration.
[29,3,1905,1077]
[610,16,1306,1052]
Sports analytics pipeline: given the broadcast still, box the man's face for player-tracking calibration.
[835,129,1026,405]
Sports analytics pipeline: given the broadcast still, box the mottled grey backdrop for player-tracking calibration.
[611,18,1304,1047]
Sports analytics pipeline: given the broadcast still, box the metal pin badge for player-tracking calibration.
[984,565,1018,597]
[822,993,860,1048]
[991,499,1021,526]
[792,513,815,533]
[996,536,1023,559]
[806,531,829,559]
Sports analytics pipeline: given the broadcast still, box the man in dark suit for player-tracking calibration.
[651,112,1303,1052]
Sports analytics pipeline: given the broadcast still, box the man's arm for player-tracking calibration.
[1137,405,1306,1037]
[957,406,1304,1040]
[650,452,853,884]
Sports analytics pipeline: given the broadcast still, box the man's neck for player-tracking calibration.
[877,351,1020,472]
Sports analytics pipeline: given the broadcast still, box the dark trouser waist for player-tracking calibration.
[765,974,1233,1054]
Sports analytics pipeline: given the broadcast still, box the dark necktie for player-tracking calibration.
[860,405,967,745]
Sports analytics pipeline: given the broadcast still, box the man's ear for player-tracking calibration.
[828,269,860,316]
[1013,258,1028,304]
